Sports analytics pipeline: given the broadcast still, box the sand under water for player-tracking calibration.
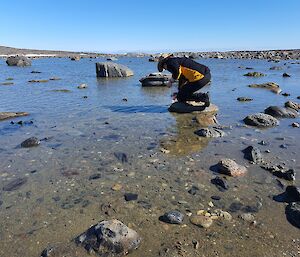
[0,57,299,257]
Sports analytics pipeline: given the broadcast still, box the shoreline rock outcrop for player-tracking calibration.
[96,62,133,78]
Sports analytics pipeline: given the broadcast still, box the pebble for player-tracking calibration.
[160,210,184,224]
[190,215,213,228]
[291,122,299,128]
[21,137,40,147]
[3,177,28,191]
[111,183,123,191]
[239,213,255,222]
[124,193,138,201]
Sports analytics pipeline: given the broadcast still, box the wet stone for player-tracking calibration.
[237,97,253,102]
[211,195,221,201]
[190,215,213,228]
[229,202,243,212]
[242,146,263,163]
[3,177,28,191]
[244,72,265,77]
[124,193,138,201]
[285,202,300,229]
[137,200,152,209]
[285,186,300,202]
[159,210,184,224]
[239,213,255,222]
[195,127,226,138]
[285,101,300,111]
[114,152,128,163]
[216,159,247,177]
[264,106,298,118]
[188,185,200,195]
[282,72,291,77]
[211,176,229,192]
[21,137,40,147]
[260,163,295,181]
[248,82,282,94]
[88,173,102,180]
[243,113,279,128]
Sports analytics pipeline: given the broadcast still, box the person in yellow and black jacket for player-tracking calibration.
[158,54,211,107]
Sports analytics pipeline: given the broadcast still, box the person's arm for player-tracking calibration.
[165,58,181,80]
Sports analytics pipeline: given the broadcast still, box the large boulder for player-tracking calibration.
[264,106,298,118]
[286,202,300,229]
[139,72,171,87]
[285,101,300,111]
[96,62,133,78]
[6,56,31,67]
[243,113,279,127]
[248,82,282,94]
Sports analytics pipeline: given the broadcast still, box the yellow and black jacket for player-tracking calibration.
[164,57,210,86]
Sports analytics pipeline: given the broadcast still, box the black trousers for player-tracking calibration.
[177,72,211,102]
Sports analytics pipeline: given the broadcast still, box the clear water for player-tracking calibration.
[0,57,299,257]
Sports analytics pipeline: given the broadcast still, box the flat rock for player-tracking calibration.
[96,62,133,78]
[3,177,27,191]
[139,72,171,87]
[260,163,295,181]
[264,106,298,118]
[285,101,300,111]
[237,97,253,102]
[169,102,218,114]
[21,137,40,147]
[0,112,29,121]
[248,82,282,94]
[216,158,247,177]
[244,72,265,77]
[211,176,229,191]
[6,55,31,67]
[75,219,141,256]
[243,113,279,127]
[159,210,184,224]
[286,202,300,229]
[195,127,225,137]
[270,66,283,70]
[190,215,213,228]
[242,146,263,163]
[77,83,88,89]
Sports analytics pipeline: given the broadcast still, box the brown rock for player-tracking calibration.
[0,112,29,121]
[190,215,213,228]
[217,158,247,177]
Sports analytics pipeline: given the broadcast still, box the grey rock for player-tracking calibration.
[264,106,298,118]
[286,202,300,228]
[96,62,133,78]
[248,82,282,94]
[269,66,283,70]
[285,186,300,202]
[21,137,40,147]
[160,210,184,224]
[139,72,171,87]
[75,219,142,256]
[237,97,253,102]
[242,146,263,163]
[283,72,291,77]
[285,101,300,111]
[211,176,229,191]
[195,127,225,138]
[6,55,31,66]
[169,102,218,114]
[243,113,279,127]
[260,163,295,181]
[3,177,27,191]
[243,72,265,77]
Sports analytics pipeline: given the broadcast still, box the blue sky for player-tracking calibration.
[1,0,299,53]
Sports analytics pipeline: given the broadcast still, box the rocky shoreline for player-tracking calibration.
[1,45,300,60]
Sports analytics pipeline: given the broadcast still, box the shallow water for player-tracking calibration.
[0,57,299,257]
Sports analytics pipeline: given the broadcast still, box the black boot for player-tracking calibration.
[192,92,210,107]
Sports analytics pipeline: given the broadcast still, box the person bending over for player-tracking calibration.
[158,54,211,107]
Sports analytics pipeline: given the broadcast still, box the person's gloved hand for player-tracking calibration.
[167,77,175,88]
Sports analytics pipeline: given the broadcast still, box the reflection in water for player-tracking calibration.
[160,112,210,156]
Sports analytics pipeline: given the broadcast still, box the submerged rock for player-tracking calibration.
[285,101,300,111]
[195,127,225,138]
[243,113,279,127]
[159,210,184,224]
[243,72,265,77]
[260,163,295,181]
[190,215,213,228]
[6,55,31,67]
[0,112,29,121]
[75,219,142,256]
[242,146,263,163]
[3,177,28,191]
[211,176,229,191]
[274,186,300,203]
[282,72,291,77]
[237,97,253,102]
[96,62,133,78]
[286,202,300,229]
[269,66,283,70]
[264,106,298,118]
[77,83,88,89]
[139,72,171,87]
[28,79,49,83]
[216,158,247,177]
[21,137,40,147]
[248,82,282,94]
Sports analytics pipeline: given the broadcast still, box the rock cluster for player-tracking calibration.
[6,55,31,66]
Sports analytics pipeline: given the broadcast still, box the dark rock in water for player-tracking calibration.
[139,72,171,87]
[243,72,265,77]
[282,92,290,97]
[21,137,40,147]
[260,163,295,181]
[6,56,31,67]
[285,101,300,111]
[248,82,281,94]
[195,127,226,138]
[124,193,138,201]
[215,158,247,177]
[285,202,300,229]
[243,113,279,127]
[237,97,253,102]
[96,62,133,78]
[211,195,221,200]
[242,146,263,163]
[159,210,184,224]
[264,106,298,118]
[211,176,229,191]
[31,70,41,73]
[137,200,152,209]
[88,174,102,180]
[169,102,218,114]
[188,185,200,195]
[114,152,128,163]
[269,66,283,70]
[282,72,291,77]
[3,177,27,191]
[229,202,243,212]
[75,219,142,256]
[274,185,300,203]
